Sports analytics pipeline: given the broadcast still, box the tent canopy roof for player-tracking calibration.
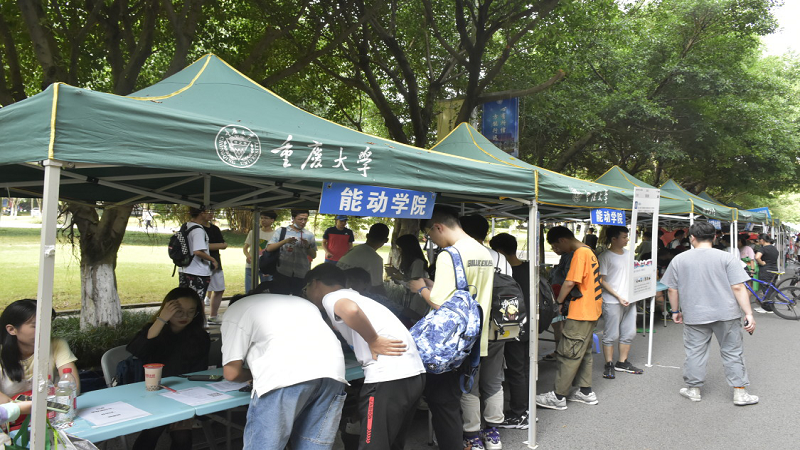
[0,55,536,209]
[432,124,699,218]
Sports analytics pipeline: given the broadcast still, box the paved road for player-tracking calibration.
[402,261,800,449]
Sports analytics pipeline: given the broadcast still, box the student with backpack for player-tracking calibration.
[489,232,533,429]
[457,215,519,450]
[409,206,494,450]
[174,207,217,300]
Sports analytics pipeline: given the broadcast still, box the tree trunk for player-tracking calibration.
[80,262,122,329]
[67,203,133,329]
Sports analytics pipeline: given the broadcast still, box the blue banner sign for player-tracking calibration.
[320,182,436,219]
[591,208,626,226]
[482,98,519,157]
[708,219,722,230]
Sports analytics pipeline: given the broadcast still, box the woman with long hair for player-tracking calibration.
[127,287,210,450]
[395,234,430,317]
[0,299,79,403]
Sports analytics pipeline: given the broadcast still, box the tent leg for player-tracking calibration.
[31,160,61,450]
[527,200,538,449]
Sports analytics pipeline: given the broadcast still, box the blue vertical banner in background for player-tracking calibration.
[481,98,519,157]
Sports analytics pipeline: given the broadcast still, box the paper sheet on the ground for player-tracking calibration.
[77,401,151,427]
[160,386,233,406]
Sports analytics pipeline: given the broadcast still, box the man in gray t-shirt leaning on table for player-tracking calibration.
[660,222,758,406]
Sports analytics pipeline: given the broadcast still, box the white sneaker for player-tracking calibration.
[753,307,772,314]
[733,388,759,406]
[566,389,598,405]
[535,391,567,410]
[204,297,210,306]
[680,387,701,402]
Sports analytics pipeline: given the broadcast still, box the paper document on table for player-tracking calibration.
[207,380,250,392]
[160,386,233,406]
[77,401,151,427]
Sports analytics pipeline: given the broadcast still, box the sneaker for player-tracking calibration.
[733,388,759,406]
[463,435,485,450]
[679,387,701,402]
[615,360,644,374]
[603,362,615,379]
[754,306,773,314]
[535,391,567,410]
[207,316,221,325]
[480,427,502,450]
[566,389,598,405]
[497,413,529,430]
[204,297,210,306]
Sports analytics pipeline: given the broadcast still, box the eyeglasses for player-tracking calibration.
[173,309,200,319]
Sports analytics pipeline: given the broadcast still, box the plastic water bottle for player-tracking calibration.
[54,368,77,428]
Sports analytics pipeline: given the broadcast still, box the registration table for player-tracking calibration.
[65,356,364,444]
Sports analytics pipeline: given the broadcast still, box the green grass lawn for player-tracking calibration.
[1,226,393,310]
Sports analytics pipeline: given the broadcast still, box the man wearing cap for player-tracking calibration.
[337,223,390,297]
[322,215,354,264]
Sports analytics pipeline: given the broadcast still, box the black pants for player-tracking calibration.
[504,338,530,417]
[132,426,192,450]
[358,374,425,450]
[425,371,464,450]
[271,272,305,296]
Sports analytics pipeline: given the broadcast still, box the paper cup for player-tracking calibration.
[144,363,165,391]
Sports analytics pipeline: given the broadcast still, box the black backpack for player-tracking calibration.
[537,278,559,334]
[168,223,202,274]
[259,227,287,275]
[489,256,527,341]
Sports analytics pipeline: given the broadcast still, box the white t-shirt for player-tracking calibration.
[221,294,347,397]
[321,289,424,384]
[598,248,630,304]
[337,244,385,288]
[244,228,276,268]
[184,221,212,276]
[488,248,513,276]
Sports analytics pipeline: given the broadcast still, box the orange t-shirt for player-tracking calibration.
[565,246,603,321]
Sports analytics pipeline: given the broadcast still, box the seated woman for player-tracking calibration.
[0,299,80,403]
[127,287,210,450]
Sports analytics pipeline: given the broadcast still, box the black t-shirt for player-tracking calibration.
[759,244,779,274]
[511,261,531,311]
[204,224,225,269]
[583,234,598,250]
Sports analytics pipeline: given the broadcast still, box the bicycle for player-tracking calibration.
[776,266,800,291]
[746,274,800,320]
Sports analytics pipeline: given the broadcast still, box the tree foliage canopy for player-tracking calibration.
[1,0,797,206]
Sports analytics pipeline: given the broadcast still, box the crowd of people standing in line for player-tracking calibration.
[0,207,766,449]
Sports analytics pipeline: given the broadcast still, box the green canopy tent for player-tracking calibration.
[431,124,695,219]
[0,55,543,448]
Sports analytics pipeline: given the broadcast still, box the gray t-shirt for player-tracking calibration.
[660,247,750,325]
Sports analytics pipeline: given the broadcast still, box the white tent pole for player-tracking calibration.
[31,160,62,450]
[252,209,260,292]
[646,215,659,367]
[689,213,695,226]
[491,217,495,237]
[527,200,539,449]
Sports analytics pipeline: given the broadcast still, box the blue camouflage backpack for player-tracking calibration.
[410,247,482,375]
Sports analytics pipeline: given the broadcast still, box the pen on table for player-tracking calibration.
[160,385,178,393]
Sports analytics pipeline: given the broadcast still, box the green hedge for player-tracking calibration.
[52,310,154,370]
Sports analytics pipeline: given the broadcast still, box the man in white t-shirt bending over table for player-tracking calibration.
[304,263,425,450]
[221,293,348,449]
